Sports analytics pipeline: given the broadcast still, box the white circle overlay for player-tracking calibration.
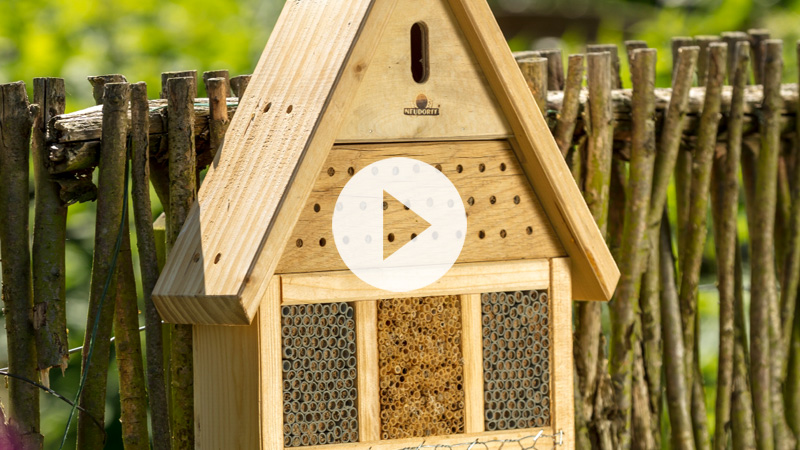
[332,157,467,292]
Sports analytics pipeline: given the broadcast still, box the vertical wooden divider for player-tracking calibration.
[261,277,284,450]
[355,301,381,442]
[460,294,485,433]
[550,258,574,450]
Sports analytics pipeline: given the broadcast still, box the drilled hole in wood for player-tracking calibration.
[410,22,430,84]
[214,253,222,264]
[388,233,395,242]
[263,102,272,113]
[500,162,507,171]
[319,238,327,247]
[479,163,486,172]
[411,233,418,240]
[467,197,474,206]
[479,230,485,239]
[490,196,497,204]
[313,203,321,213]
[287,105,293,114]
[327,167,335,177]
[347,167,355,176]
[192,253,200,263]
[526,226,533,235]
[514,195,520,204]
[435,164,442,171]
[500,230,507,238]
[456,164,463,173]
[296,239,303,248]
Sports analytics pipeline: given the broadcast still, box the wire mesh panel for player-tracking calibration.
[481,290,551,430]
[281,303,359,447]
[377,295,466,439]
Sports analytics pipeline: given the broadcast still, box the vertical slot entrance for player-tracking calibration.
[410,22,429,84]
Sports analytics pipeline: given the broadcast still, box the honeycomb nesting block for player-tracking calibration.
[281,303,359,447]
[481,290,551,431]
[377,296,465,439]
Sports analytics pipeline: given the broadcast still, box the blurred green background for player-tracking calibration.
[0,0,798,448]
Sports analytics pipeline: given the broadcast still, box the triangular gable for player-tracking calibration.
[153,0,619,325]
[337,0,511,142]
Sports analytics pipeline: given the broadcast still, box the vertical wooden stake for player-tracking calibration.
[0,81,42,450]
[76,81,130,450]
[460,294,484,434]
[31,77,69,382]
[130,81,172,450]
[517,57,548,118]
[355,301,381,442]
[711,41,748,450]
[260,279,284,450]
[231,75,253,98]
[553,54,584,158]
[166,75,197,449]
[550,258,574,450]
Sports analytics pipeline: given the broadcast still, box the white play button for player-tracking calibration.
[332,157,467,292]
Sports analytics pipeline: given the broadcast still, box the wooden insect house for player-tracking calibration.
[152,0,619,449]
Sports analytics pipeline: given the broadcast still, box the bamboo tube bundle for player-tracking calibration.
[280,303,359,447]
[481,290,551,431]
[377,296,465,439]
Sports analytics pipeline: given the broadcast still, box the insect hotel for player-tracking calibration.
[152,0,619,449]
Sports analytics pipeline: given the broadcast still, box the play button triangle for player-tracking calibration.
[383,190,431,261]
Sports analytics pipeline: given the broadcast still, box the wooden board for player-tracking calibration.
[153,0,399,325]
[550,257,575,450]
[260,279,284,450]
[355,301,381,442]
[280,260,551,304]
[277,141,564,274]
[194,319,260,448]
[336,0,511,142]
[446,0,619,302]
[461,293,485,434]
[296,427,556,450]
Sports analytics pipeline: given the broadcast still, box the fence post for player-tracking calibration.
[130,81,172,450]
[0,81,42,450]
[76,81,131,450]
[166,75,198,449]
[31,77,69,385]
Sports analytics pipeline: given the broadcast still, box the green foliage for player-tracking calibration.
[0,0,284,111]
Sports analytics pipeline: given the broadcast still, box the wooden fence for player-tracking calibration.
[1,29,799,450]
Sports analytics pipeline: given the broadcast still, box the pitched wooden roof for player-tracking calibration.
[153,0,619,325]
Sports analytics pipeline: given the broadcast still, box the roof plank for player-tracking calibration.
[446,0,619,301]
[153,0,398,324]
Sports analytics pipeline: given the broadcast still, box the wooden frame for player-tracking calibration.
[196,257,568,449]
[280,259,550,304]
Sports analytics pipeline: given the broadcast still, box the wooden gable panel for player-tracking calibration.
[336,0,511,142]
[276,141,565,274]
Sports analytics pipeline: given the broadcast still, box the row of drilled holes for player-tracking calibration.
[311,195,524,215]
[295,226,535,249]
[323,162,509,179]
